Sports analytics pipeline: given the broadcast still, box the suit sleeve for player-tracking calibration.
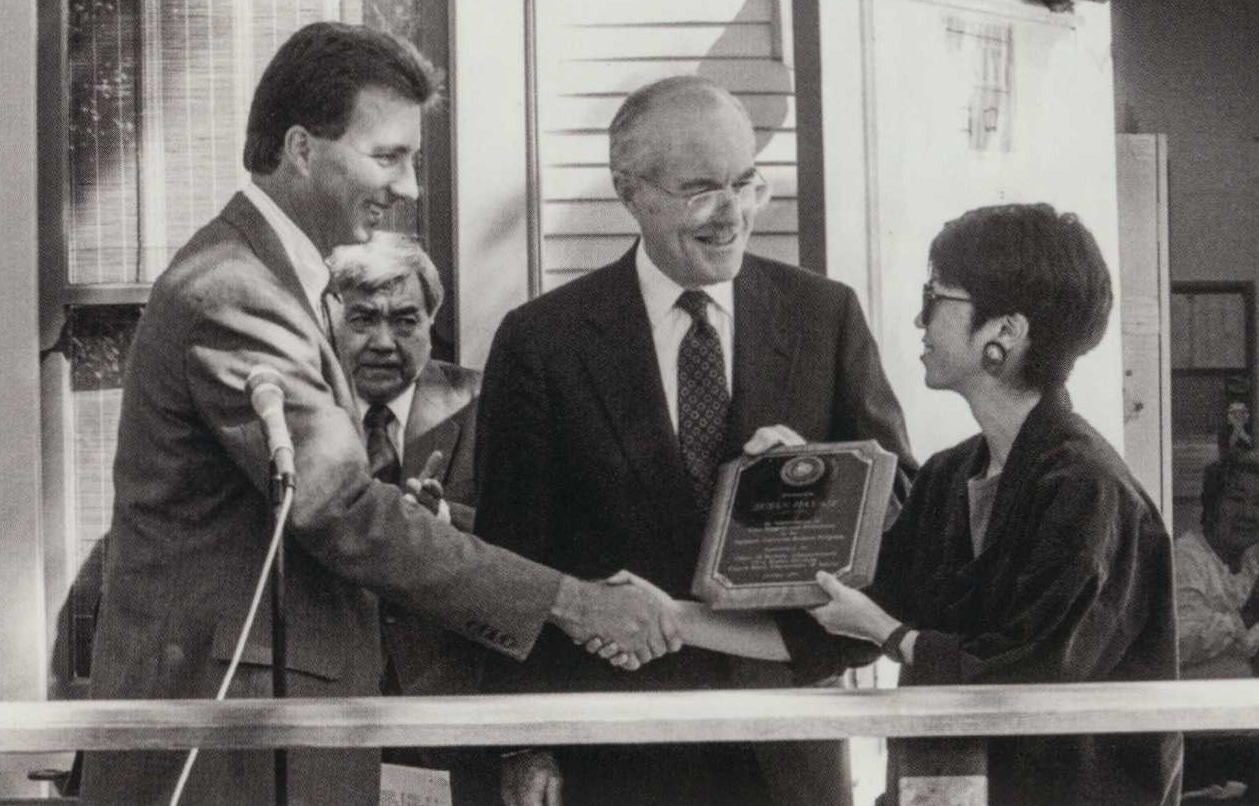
[905,470,1169,685]
[183,287,561,661]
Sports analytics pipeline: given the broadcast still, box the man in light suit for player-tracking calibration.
[476,76,917,806]
[82,23,678,806]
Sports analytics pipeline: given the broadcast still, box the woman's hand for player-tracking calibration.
[808,570,898,644]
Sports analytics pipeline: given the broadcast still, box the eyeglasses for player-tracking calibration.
[627,169,771,220]
[920,284,973,325]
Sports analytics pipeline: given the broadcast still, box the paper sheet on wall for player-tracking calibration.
[380,763,452,806]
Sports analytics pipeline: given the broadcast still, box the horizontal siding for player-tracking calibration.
[543,164,798,201]
[534,1,798,283]
[542,94,796,133]
[561,24,773,61]
[547,59,794,95]
[541,132,797,167]
[554,0,776,25]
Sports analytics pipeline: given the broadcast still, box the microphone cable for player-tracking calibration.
[167,482,295,806]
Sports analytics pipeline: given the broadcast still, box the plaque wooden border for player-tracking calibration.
[690,440,897,610]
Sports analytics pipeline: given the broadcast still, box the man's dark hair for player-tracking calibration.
[244,22,442,175]
[929,203,1113,391]
[1201,453,1259,530]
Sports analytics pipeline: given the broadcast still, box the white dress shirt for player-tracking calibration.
[355,383,417,463]
[634,240,735,433]
[1175,527,1259,679]
[241,182,331,334]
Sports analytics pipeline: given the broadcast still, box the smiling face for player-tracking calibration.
[303,86,423,254]
[336,271,431,404]
[617,96,760,287]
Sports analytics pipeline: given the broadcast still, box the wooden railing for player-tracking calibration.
[2,679,1256,752]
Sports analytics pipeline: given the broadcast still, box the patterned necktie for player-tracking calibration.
[676,289,731,510]
[364,403,401,485]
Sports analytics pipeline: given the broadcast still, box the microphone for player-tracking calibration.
[245,365,296,481]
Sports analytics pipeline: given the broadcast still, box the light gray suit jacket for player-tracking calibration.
[82,193,561,806]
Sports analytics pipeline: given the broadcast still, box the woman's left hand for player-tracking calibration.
[808,570,894,643]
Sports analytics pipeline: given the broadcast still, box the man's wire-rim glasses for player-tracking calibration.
[626,169,771,220]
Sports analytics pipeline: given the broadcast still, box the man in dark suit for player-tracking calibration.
[476,76,916,806]
[81,24,678,806]
[329,231,493,805]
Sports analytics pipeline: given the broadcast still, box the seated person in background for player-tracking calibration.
[1176,455,1259,805]
[1177,454,1259,680]
[329,231,495,802]
[1219,401,1255,459]
[667,204,1180,806]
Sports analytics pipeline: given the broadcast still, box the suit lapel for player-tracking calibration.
[401,363,469,481]
[576,249,694,509]
[220,192,357,422]
[221,192,325,330]
[731,256,798,446]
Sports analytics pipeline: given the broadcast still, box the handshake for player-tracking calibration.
[549,570,683,671]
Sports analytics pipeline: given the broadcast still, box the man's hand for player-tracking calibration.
[580,571,682,667]
[550,575,682,670]
[501,749,562,806]
[403,450,450,524]
[743,424,806,456]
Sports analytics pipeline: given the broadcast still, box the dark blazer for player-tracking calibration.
[81,194,563,806]
[381,359,485,696]
[475,247,915,805]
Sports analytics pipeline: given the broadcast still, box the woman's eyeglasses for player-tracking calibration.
[920,284,973,325]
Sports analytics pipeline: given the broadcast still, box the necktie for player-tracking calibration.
[676,289,731,509]
[364,403,401,485]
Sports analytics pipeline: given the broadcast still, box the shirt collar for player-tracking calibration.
[356,381,417,433]
[242,182,330,317]
[634,239,735,327]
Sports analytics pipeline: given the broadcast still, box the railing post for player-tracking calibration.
[896,738,987,806]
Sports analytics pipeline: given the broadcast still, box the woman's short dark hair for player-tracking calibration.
[929,203,1112,390]
[243,22,442,175]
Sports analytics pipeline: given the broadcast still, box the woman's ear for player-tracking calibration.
[998,312,1030,347]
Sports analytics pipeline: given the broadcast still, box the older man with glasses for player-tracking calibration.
[474,75,916,806]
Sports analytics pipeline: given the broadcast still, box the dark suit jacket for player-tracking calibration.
[81,194,563,806]
[381,360,486,696]
[475,247,915,804]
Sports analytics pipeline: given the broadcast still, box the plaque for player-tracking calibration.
[691,440,897,610]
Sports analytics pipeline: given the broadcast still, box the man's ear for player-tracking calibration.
[283,126,315,177]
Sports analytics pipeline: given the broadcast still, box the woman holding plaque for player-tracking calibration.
[793,204,1181,806]
[593,204,1181,804]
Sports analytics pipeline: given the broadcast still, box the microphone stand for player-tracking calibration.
[269,463,295,806]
